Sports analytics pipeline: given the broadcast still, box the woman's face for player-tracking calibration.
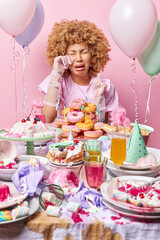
[66,43,91,77]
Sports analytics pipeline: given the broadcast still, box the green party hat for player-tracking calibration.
[126,120,148,163]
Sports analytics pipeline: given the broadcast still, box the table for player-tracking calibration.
[1,142,160,240]
[1,199,160,240]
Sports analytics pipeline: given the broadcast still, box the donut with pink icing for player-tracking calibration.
[61,131,78,138]
[55,116,68,127]
[67,111,85,123]
[93,122,104,130]
[62,124,81,133]
[84,130,103,138]
[69,98,86,110]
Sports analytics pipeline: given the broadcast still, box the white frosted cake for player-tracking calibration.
[5,117,54,138]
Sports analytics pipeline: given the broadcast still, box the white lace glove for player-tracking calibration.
[93,76,107,104]
[44,55,71,107]
[51,55,72,81]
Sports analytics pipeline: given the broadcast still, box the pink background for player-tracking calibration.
[0,0,159,148]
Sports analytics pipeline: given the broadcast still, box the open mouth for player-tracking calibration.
[75,64,85,71]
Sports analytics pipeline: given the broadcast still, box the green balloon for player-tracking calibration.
[138,20,160,76]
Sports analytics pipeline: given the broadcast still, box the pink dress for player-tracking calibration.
[39,74,118,121]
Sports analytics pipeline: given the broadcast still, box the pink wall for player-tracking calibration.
[0,0,159,148]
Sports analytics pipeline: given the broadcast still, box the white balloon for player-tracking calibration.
[0,0,36,36]
[109,0,158,58]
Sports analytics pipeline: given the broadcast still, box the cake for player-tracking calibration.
[0,183,11,202]
[4,117,54,138]
[112,178,160,208]
[46,140,84,163]
[134,154,159,168]
[48,169,79,195]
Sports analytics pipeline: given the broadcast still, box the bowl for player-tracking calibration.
[0,140,17,163]
[0,168,17,181]
[103,123,154,145]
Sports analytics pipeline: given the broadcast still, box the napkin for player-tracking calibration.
[66,182,106,209]
[12,161,45,196]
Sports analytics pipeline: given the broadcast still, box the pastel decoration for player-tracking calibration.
[18,201,29,208]
[45,205,61,217]
[0,0,36,36]
[12,206,29,220]
[109,0,158,58]
[15,0,44,47]
[138,20,160,76]
[0,210,12,221]
[41,192,56,205]
[114,178,119,190]
[81,105,85,111]
[112,189,127,202]
[66,202,81,212]
[68,131,74,141]
[126,120,148,163]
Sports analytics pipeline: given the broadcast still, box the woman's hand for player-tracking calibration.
[93,78,107,99]
[52,55,72,80]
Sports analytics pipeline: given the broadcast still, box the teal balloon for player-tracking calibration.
[138,20,160,76]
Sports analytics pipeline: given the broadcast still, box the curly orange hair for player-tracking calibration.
[46,19,111,77]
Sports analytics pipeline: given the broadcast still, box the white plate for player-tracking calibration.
[108,169,159,178]
[107,162,159,177]
[101,176,160,214]
[108,147,160,171]
[121,147,160,170]
[0,168,17,181]
[102,198,160,220]
[0,182,28,209]
[0,198,39,224]
[18,155,49,165]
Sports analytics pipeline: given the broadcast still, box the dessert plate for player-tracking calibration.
[101,176,160,214]
[107,162,159,177]
[103,123,154,137]
[102,198,160,220]
[108,147,160,171]
[0,168,18,181]
[0,182,28,209]
[0,197,39,224]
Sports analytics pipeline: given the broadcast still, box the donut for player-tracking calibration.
[62,124,81,133]
[82,103,97,114]
[67,111,85,123]
[61,131,78,138]
[84,130,103,138]
[62,107,71,116]
[76,120,94,131]
[94,122,104,130]
[102,123,117,132]
[69,98,86,110]
[55,116,68,127]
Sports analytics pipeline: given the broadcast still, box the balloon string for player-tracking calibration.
[10,37,20,122]
[144,75,157,124]
[22,46,30,118]
[130,58,139,121]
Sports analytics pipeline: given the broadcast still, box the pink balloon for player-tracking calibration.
[0,0,36,36]
[109,0,158,58]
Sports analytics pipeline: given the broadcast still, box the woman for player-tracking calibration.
[39,19,118,123]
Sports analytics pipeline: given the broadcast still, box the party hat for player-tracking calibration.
[68,131,74,141]
[126,120,148,163]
